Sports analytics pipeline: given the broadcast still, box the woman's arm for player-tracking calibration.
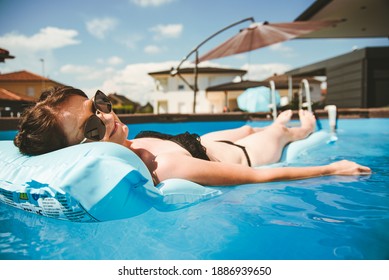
[249,160,371,183]
[154,154,371,186]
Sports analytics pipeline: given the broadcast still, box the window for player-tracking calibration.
[27,87,35,97]
[157,78,168,92]
[157,100,168,114]
[178,84,185,91]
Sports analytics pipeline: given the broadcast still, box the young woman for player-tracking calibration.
[14,86,371,186]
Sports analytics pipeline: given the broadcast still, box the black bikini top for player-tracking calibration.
[135,131,210,161]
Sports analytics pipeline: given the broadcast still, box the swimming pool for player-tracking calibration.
[0,118,388,260]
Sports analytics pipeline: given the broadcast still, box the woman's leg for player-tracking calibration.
[235,110,316,166]
[201,125,262,142]
[201,110,293,142]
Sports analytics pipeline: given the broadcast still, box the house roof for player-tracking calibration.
[0,70,50,81]
[149,66,247,76]
[0,70,65,86]
[286,46,389,77]
[0,87,35,102]
[262,74,321,88]
[206,74,322,92]
[108,93,139,105]
[295,0,389,38]
[206,80,268,92]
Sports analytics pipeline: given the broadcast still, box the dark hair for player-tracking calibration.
[14,86,88,155]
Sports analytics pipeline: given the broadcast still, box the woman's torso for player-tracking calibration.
[130,135,248,169]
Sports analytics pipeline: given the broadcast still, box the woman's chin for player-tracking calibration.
[110,125,129,145]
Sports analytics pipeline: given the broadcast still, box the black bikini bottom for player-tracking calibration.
[217,140,252,167]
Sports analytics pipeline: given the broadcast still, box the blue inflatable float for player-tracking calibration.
[0,130,330,222]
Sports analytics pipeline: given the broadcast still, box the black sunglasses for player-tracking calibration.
[80,90,112,144]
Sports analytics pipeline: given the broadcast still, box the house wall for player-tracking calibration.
[366,54,389,108]
[0,81,61,99]
[326,48,389,108]
[326,59,365,108]
[160,74,239,92]
[288,47,389,109]
[276,84,322,103]
[151,72,242,113]
[206,90,246,112]
[153,90,213,114]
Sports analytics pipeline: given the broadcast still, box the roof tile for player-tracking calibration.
[0,87,36,101]
[0,70,50,81]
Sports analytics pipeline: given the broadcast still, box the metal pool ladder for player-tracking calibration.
[269,80,277,120]
[299,78,338,142]
[299,79,313,112]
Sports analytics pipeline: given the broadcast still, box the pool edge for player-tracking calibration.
[0,107,388,130]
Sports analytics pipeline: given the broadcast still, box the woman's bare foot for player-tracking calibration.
[285,110,316,141]
[299,109,316,135]
[274,109,293,125]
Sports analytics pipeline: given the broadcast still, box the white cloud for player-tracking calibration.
[60,64,116,81]
[150,24,183,39]
[0,27,80,79]
[107,56,124,65]
[144,45,162,54]
[0,27,80,51]
[130,0,175,7]
[60,64,91,75]
[121,34,144,50]
[86,17,118,39]
[59,61,178,104]
[269,43,295,57]
[101,61,178,103]
[242,63,292,80]
[97,56,124,66]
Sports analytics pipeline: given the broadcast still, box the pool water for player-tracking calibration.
[0,118,388,260]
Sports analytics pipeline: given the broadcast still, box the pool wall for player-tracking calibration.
[0,108,389,141]
[1,108,388,140]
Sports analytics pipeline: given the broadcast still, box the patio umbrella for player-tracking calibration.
[0,48,15,63]
[198,20,339,62]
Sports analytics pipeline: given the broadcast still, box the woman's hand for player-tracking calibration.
[328,160,371,176]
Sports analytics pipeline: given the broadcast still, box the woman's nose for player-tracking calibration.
[96,110,112,123]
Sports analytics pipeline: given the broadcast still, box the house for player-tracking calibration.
[290,0,389,108]
[0,70,65,100]
[286,47,389,108]
[206,80,268,112]
[108,93,141,114]
[205,74,323,112]
[262,74,323,105]
[148,66,246,113]
[0,87,35,117]
[138,102,153,114]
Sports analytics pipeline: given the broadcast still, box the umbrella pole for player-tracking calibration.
[269,80,277,120]
[193,50,199,113]
[171,17,255,113]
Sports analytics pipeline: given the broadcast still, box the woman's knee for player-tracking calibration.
[240,125,255,135]
[266,123,291,139]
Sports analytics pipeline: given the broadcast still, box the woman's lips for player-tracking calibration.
[109,122,119,138]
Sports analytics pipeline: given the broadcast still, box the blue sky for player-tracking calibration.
[0,0,388,103]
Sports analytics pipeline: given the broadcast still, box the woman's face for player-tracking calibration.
[59,94,129,146]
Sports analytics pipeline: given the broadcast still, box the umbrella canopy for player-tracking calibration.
[237,86,280,113]
[198,20,339,62]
